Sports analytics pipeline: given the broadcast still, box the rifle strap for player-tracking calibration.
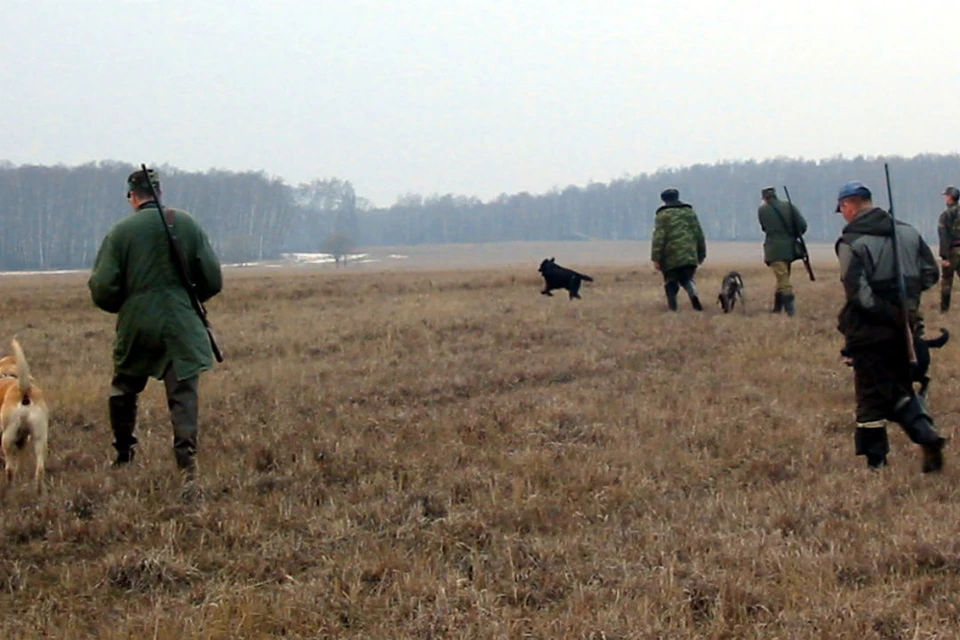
[157,205,203,314]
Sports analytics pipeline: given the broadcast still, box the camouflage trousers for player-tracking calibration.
[769,261,793,294]
[109,364,200,471]
[940,247,960,310]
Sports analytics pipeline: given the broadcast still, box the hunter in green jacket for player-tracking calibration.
[757,186,807,316]
[88,168,222,474]
[936,186,960,312]
[651,188,706,311]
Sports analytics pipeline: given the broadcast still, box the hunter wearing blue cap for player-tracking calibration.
[834,179,945,472]
[834,181,872,212]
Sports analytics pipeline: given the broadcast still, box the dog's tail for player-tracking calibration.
[925,328,950,349]
[575,272,594,282]
[11,338,33,405]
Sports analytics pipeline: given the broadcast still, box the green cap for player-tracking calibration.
[127,168,160,194]
[761,186,776,198]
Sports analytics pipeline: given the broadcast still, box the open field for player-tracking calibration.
[2,257,960,639]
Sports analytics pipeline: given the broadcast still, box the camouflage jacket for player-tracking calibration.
[88,202,223,380]
[651,202,706,272]
[936,203,960,259]
[758,198,808,264]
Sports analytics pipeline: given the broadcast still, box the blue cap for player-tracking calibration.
[835,181,872,212]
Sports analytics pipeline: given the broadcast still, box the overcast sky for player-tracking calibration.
[2,1,958,206]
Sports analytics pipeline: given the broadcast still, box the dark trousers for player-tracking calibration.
[853,341,911,424]
[662,265,699,309]
[851,339,914,462]
[109,365,200,470]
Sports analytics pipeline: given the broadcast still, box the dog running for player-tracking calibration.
[0,338,49,494]
[717,271,746,313]
[913,328,950,400]
[538,257,594,300]
[841,327,950,401]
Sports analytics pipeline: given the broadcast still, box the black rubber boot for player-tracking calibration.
[109,394,139,467]
[855,425,890,470]
[894,395,947,473]
[781,293,797,317]
[770,292,783,313]
[679,279,702,311]
[665,284,679,311]
[941,292,950,313]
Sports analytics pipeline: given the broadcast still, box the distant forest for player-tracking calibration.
[0,154,958,270]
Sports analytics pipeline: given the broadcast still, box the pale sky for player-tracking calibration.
[2,0,958,207]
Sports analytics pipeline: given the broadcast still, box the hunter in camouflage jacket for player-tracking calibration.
[651,197,707,273]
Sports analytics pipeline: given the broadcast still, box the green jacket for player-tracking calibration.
[936,203,960,259]
[758,198,808,264]
[651,202,706,272]
[88,203,223,380]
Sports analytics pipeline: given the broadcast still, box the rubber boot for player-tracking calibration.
[680,279,703,311]
[782,292,797,317]
[855,422,890,470]
[770,292,783,314]
[894,395,947,473]
[941,292,951,313]
[665,284,679,311]
[109,395,139,467]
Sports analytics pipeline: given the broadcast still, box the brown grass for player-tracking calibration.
[1,260,960,639]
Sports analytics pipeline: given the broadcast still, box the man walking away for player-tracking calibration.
[835,180,945,472]
[936,185,960,312]
[758,186,808,316]
[88,168,223,479]
[651,188,707,312]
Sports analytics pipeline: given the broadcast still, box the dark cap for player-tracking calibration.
[761,186,776,198]
[660,188,680,203]
[835,180,872,212]
[943,186,960,200]
[126,168,160,194]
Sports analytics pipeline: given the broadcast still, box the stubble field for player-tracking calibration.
[2,257,960,639]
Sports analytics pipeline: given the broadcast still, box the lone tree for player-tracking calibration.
[321,232,353,267]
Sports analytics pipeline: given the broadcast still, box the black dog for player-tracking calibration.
[538,257,593,300]
[842,328,950,400]
[717,271,745,313]
[913,328,950,400]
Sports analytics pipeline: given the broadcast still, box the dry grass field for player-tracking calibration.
[2,257,960,639]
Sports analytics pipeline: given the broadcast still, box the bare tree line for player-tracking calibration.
[1,154,957,270]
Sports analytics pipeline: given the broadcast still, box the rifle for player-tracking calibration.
[884,162,918,366]
[140,164,224,363]
[782,185,815,281]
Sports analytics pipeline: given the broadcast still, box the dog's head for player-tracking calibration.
[539,257,556,273]
[717,292,731,313]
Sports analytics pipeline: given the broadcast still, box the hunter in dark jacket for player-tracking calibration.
[834,180,945,473]
[936,185,960,312]
[89,168,223,476]
[758,186,807,315]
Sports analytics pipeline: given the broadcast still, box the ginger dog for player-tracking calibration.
[0,339,49,493]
